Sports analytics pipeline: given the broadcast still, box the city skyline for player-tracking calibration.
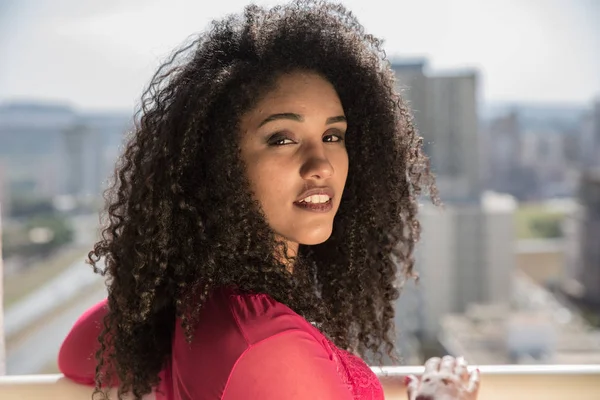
[0,0,599,111]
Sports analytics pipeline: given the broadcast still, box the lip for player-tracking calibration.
[294,187,335,203]
[293,186,335,213]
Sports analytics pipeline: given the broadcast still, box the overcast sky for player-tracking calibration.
[0,0,598,111]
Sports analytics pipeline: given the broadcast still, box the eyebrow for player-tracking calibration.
[258,113,347,127]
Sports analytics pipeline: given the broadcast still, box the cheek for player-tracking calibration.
[335,151,349,182]
[247,160,292,202]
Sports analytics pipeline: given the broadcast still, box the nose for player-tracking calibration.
[299,145,334,180]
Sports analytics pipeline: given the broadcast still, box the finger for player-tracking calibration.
[466,368,481,396]
[439,355,455,374]
[424,357,441,373]
[405,374,420,400]
[454,356,469,381]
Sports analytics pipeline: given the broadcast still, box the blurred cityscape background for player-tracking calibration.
[1,0,599,375]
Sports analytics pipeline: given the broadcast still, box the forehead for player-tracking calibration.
[252,71,343,113]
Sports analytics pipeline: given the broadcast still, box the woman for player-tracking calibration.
[58,1,480,399]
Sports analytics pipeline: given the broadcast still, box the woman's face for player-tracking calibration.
[239,71,349,252]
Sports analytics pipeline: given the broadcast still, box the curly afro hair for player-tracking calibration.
[88,0,437,398]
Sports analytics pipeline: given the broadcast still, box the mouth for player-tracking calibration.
[293,188,334,213]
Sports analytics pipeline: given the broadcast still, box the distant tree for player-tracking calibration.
[2,214,74,259]
[530,217,563,238]
[9,195,55,217]
[24,214,74,256]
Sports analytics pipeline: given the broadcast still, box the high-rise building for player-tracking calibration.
[578,100,600,169]
[62,124,106,197]
[391,60,430,148]
[594,101,600,166]
[577,169,600,305]
[392,62,480,202]
[426,72,480,202]
[486,111,522,193]
[398,194,516,342]
[0,162,9,217]
[79,112,132,196]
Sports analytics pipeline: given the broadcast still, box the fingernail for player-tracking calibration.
[404,376,412,385]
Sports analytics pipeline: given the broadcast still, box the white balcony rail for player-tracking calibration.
[0,365,599,400]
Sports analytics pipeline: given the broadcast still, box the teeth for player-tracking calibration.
[301,194,330,204]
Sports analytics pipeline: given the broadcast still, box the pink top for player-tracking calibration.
[58,287,384,400]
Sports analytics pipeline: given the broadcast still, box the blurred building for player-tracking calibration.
[521,129,575,198]
[486,111,522,193]
[516,238,566,288]
[392,61,480,202]
[579,100,600,169]
[63,124,89,197]
[0,103,129,211]
[394,192,516,359]
[427,72,480,201]
[79,111,133,187]
[575,169,600,305]
[0,103,74,200]
[439,271,600,365]
[391,60,430,152]
[480,99,594,201]
[62,123,109,197]
[0,162,9,217]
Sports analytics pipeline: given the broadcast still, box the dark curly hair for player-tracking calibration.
[88,0,437,398]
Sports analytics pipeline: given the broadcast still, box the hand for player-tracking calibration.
[405,355,480,400]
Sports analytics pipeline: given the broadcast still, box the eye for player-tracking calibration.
[267,133,295,146]
[323,129,345,143]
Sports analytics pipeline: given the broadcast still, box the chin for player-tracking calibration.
[295,226,334,246]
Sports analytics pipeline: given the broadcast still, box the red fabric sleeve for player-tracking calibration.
[57,298,110,386]
[221,330,353,400]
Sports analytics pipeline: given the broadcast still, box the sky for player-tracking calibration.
[0,0,598,111]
